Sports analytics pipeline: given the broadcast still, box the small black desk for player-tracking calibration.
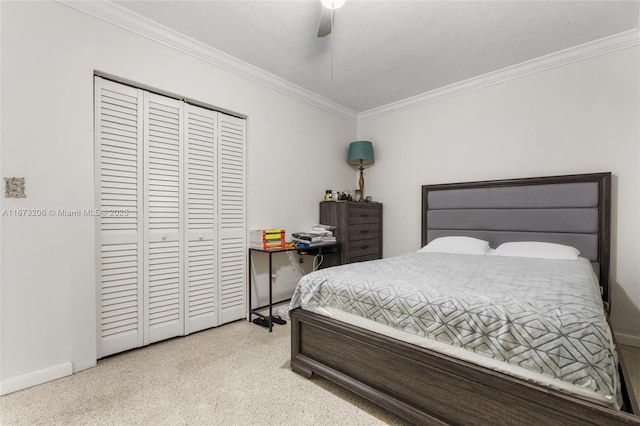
[248,243,340,332]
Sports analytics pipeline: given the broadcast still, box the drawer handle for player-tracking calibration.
[360,214,370,218]
[360,245,369,250]
[360,230,369,234]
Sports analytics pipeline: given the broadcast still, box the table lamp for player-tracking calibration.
[348,141,374,202]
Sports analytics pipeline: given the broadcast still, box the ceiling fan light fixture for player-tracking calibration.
[320,0,346,10]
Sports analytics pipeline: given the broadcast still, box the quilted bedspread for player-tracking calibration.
[289,252,621,408]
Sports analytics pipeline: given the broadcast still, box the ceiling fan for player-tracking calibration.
[317,0,346,38]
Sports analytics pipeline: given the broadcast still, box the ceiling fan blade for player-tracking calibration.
[317,6,332,38]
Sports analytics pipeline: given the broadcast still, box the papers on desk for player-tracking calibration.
[292,224,337,245]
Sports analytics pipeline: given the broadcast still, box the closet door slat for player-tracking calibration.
[95,77,144,358]
[218,114,246,324]
[184,104,218,334]
[143,91,184,344]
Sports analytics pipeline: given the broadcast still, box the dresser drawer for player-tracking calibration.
[348,253,380,263]
[347,238,380,258]
[349,206,381,224]
[349,224,380,242]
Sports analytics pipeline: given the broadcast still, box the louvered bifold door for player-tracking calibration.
[143,92,185,344]
[95,77,144,358]
[217,114,247,324]
[184,104,218,334]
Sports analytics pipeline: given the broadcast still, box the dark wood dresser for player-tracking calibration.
[320,201,382,264]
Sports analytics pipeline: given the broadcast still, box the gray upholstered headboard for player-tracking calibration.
[421,173,612,302]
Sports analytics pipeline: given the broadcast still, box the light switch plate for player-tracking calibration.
[4,177,26,198]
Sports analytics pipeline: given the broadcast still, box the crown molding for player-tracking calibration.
[59,1,638,125]
[58,0,358,122]
[358,28,640,123]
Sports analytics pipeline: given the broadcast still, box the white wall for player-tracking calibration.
[0,0,356,387]
[358,46,640,344]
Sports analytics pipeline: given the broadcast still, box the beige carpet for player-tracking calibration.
[1,320,639,425]
[0,320,406,425]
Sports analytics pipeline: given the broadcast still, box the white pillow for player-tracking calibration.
[418,236,490,255]
[491,242,580,260]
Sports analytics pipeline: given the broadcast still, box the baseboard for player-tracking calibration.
[616,332,640,347]
[0,362,73,396]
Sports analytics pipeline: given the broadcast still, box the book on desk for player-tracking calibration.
[250,229,285,249]
[292,231,337,246]
[291,232,323,242]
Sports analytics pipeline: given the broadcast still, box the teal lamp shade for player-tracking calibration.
[348,141,374,165]
[348,141,374,201]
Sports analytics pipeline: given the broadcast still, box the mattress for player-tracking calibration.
[289,252,622,409]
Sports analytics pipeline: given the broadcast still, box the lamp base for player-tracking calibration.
[358,162,365,202]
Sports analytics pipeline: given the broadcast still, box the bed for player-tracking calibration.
[289,172,640,425]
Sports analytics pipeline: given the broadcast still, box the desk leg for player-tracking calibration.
[248,250,252,322]
[268,251,273,332]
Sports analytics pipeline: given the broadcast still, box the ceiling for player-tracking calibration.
[108,1,640,114]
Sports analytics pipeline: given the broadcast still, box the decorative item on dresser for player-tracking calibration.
[347,141,375,202]
[320,201,382,264]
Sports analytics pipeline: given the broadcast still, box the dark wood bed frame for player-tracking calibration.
[290,173,640,425]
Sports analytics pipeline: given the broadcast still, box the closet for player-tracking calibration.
[95,77,246,358]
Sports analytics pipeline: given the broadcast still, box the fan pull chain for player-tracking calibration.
[330,8,334,80]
